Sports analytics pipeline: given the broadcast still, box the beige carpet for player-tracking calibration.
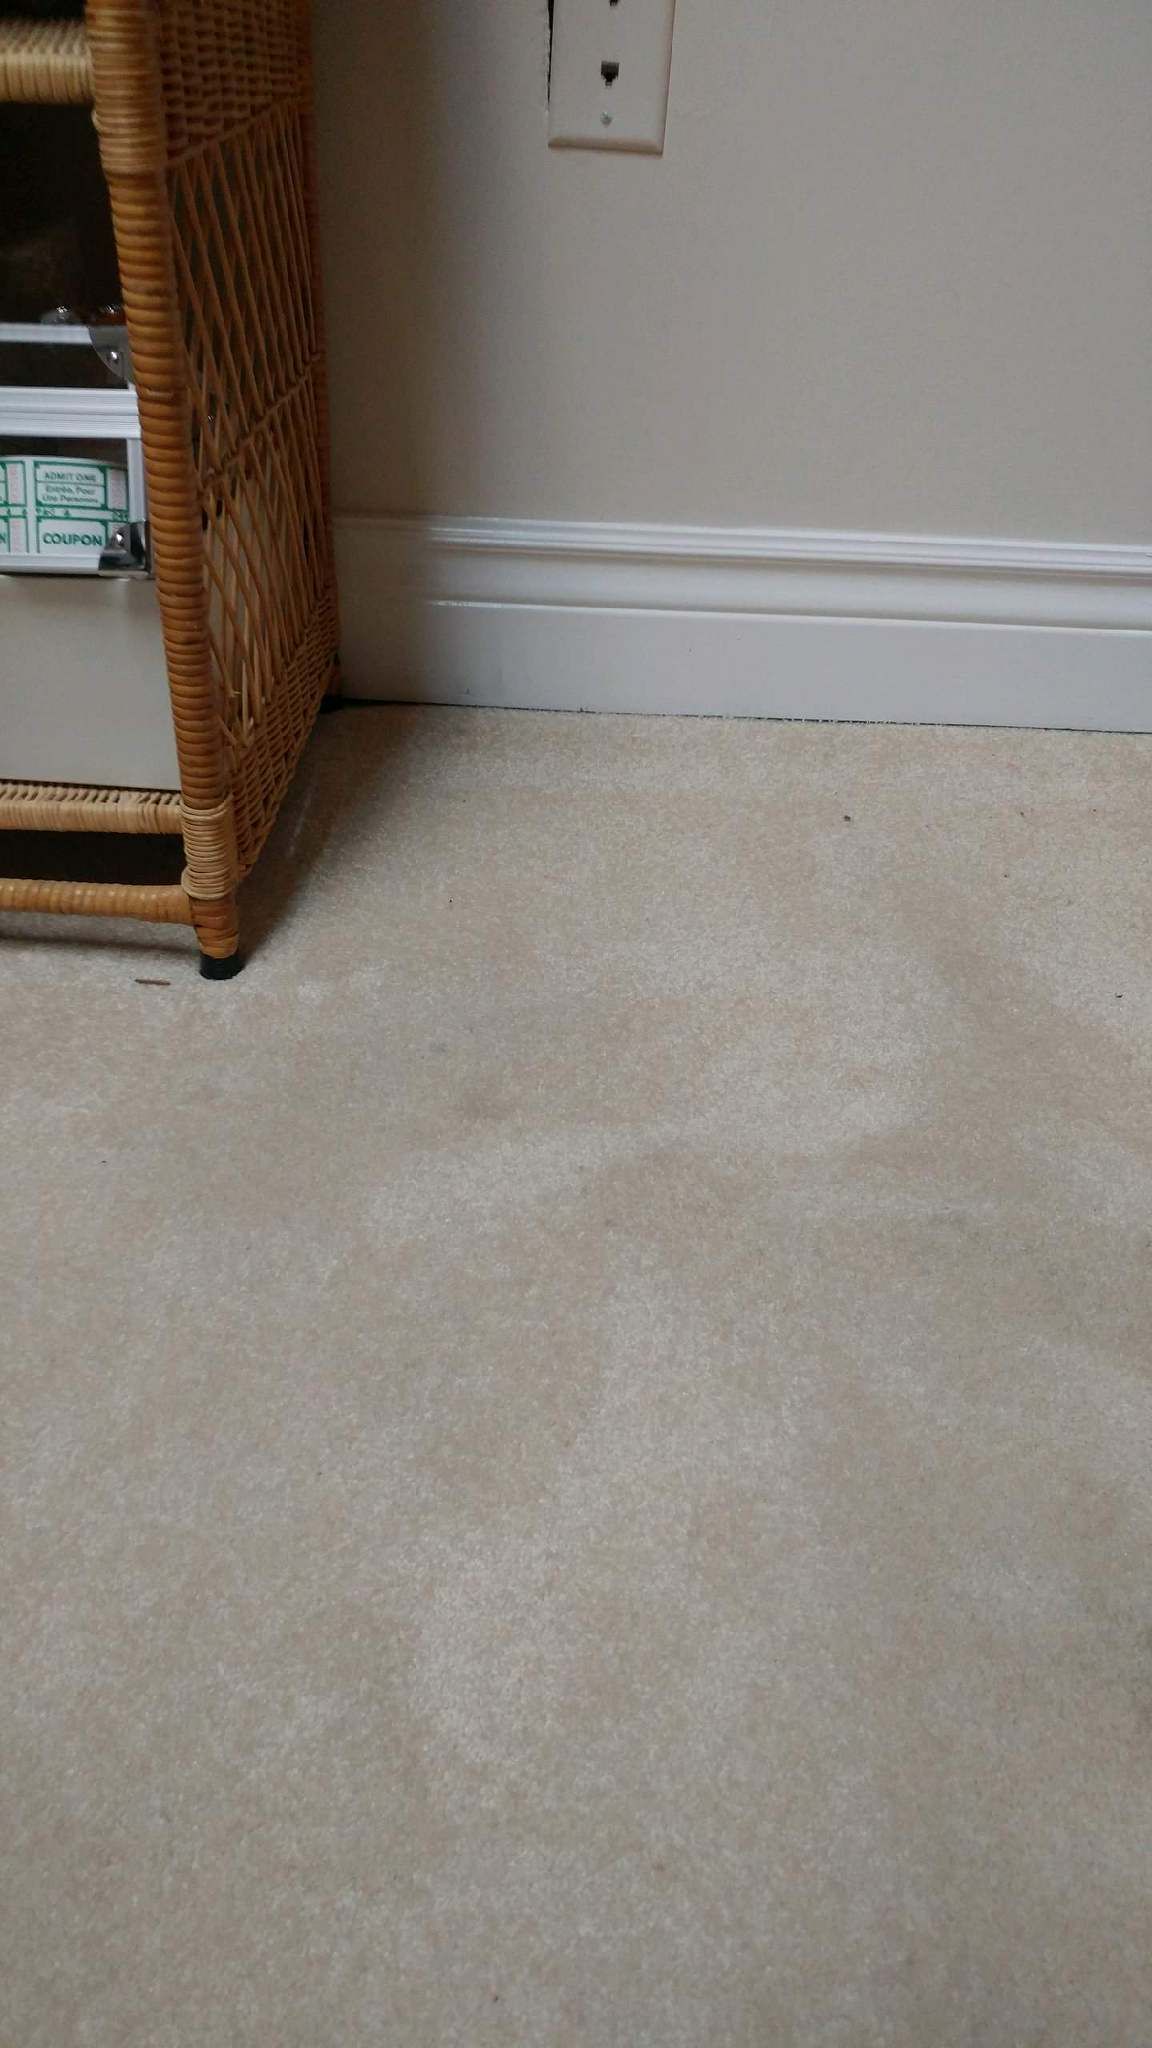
[4,706,1152,2046]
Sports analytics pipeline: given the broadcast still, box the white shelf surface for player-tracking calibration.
[0,323,97,346]
[0,382,141,440]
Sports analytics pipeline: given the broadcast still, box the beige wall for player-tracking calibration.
[314,0,1152,541]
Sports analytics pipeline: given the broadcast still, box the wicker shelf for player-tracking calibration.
[0,0,339,975]
[0,18,93,103]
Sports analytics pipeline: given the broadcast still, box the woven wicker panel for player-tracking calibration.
[87,0,337,902]
[160,0,336,875]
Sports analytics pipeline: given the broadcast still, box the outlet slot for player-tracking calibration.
[549,0,677,154]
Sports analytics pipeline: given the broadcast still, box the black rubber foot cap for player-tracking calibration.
[199,951,243,980]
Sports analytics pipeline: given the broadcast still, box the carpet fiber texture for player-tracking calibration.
[4,706,1152,2046]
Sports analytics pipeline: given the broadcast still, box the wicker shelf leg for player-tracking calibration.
[190,893,242,978]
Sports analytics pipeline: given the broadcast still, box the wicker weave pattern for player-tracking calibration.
[0,783,183,833]
[157,0,334,882]
[160,0,305,155]
[96,0,334,946]
[165,48,335,873]
[0,18,93,101]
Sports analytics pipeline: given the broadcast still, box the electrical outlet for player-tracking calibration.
[548,0,677,154]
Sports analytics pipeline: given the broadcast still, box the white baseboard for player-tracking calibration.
[335,515,1152,729]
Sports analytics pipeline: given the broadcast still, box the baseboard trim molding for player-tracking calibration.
[335,515,1152,728]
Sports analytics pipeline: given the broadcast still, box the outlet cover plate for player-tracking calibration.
[549,0,677,154]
